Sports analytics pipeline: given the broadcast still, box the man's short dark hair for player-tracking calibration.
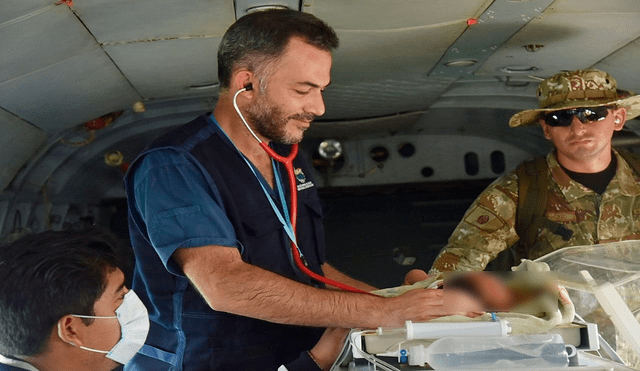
[0,228,126,356]
[217,9,339,90]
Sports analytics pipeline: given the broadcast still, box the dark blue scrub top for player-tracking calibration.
[125,114,325,371]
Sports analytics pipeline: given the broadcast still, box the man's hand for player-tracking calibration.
[308,327,349,371]
[175,245,481,330]
[384,288,484,326]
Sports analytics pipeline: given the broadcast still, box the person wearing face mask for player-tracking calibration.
[0,228,149,371]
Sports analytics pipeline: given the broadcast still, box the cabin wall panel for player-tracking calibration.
[0,110,46,192]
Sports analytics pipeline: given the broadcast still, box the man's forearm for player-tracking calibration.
[174,245,454,329]
[176,245,389,328]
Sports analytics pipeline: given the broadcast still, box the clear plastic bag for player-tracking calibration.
[410,334,569,369]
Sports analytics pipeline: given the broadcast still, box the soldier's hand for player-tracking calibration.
[308,327,349,370]
[403,269,429,285]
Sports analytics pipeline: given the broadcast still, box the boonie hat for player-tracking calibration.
[509,69,640,127]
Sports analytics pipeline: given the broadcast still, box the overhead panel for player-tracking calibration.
[330,24,467,84]
[71,0,234,44]
[0,49,140,133]
[73,0,235,100]
[0,5,99,85]
[594,37,640,94]
[0,109,47,192]
[235,0,301,19]
[317,0,490,81]
[432,80,538,111]
[104,38,221,100]
[321,77,453,120]
[0,0,53,25]
[477,0,640,78]
[428,0,555,77]
[543,0,640,13]
[311,0,490,120]
[312,0,489,30]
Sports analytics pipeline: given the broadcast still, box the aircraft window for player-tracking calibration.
[397,143,416,158]
[491,150,506,174]
[370,146,389,162]
[464,152,480,176]
[421,167,434,178]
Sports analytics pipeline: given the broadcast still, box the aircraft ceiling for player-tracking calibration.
[1,0,640,233]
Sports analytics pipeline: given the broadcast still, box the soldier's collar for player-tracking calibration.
[612,150,640,196]
[548,151,595,202]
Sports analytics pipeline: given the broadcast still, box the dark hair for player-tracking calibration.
[0,228,126,356]
[217,9,339,90]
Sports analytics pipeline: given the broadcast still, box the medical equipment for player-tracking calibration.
[409,334,571,369]
[332,241,640,370]
[341,320,608,370]
[232,87,370,294]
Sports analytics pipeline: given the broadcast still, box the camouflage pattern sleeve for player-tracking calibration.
[429,171,521,274]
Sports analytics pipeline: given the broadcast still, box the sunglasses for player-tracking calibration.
[542,106,613,127]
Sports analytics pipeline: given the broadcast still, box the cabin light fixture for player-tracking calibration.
[500,65,539,74]
[104,150,124,167]
[444,59,477,68]
[318,139,343,160]
[524,44,544,52]
[104,150,130,173]
[246,5,289,13]
[132,101,146,113]
[234,1,300,19]
[312,139,345,177]
[188,82,219,91]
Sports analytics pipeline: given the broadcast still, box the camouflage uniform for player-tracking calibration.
[429,149,640,274]
[431,68,640,368]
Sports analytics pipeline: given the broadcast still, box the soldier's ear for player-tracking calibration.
[540,119,552,140]
[612,107,626,131]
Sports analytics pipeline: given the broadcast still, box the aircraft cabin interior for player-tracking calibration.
[2,1,640,369]
[3,0,640,286]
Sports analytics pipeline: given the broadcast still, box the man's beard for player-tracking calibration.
[244,94,315,145]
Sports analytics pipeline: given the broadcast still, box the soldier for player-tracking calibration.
[426,69,640,368]
[429,69,640,274]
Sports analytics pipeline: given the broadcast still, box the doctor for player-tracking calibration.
[0,228,149,371]
[125,8,475,371]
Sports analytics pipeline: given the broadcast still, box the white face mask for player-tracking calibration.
[59,290,150,364]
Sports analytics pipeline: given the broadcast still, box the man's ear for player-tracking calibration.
[612,107,627,131]
[231,70,255,99]
[56,315,84,347]
[540,119,552,140]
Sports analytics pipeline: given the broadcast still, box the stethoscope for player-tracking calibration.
[232,84,371,295]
